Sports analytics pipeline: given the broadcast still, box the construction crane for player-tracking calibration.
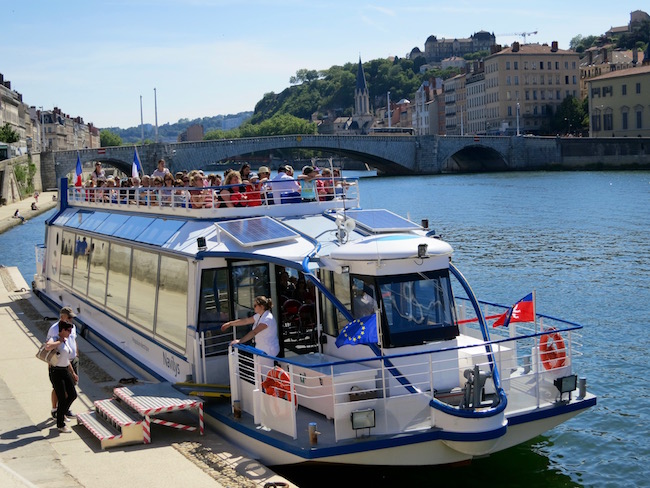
[498,31,538,43]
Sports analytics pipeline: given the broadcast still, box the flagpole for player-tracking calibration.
[140,95,144,144]
[533,289,537,334]
[154,88,159,143]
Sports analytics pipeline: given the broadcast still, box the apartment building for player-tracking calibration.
[466,69,486,134]
[587,64,650,137]
[443,74,467,135]
[580,46,645,99]
[484,42,580,135]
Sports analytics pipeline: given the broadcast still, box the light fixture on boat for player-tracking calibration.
[351,408,375,430]
[341,265,350,274]
[418,243,428,258]
[196,236,207,252]
[553,374,577,402]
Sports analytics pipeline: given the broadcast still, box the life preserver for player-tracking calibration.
[262,366,297,406]
[540,329,567,370]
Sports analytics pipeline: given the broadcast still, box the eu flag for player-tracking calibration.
[335,314,378,347]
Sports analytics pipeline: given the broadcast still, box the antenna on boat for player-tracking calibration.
[335,214,355,244]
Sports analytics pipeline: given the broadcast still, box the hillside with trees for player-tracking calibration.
[250,58,460,126]
[102,112,252,144]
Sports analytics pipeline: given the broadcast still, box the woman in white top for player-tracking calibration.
[45,322,78,433]
[221,296,280,372]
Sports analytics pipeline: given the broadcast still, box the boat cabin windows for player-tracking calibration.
[87,238,109,303]
[276,266,319,355]
[378,270,458,347]
[106,243,131,317]
[156,255,189,347]
[198,268,232,356]
[320,269,352,338]
[59,232,74,287]
[55,229,189,351]
[127,249,158,332]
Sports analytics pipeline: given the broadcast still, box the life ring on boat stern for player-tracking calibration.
[540,329,567,370]
[262,366,297,406]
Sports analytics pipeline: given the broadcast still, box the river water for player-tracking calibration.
[1,171,648,487]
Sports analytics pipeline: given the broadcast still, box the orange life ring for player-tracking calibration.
[262,366,297,406]
[540,329,567,370]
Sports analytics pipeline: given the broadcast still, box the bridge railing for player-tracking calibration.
[66,177,361,218]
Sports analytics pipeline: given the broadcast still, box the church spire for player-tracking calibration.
[355,57,370,116]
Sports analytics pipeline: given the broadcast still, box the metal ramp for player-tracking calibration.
[77,382,204,449]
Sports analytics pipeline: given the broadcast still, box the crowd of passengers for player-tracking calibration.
[78,159,349,208]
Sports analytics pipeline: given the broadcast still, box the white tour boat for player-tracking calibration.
[33,173,596,466]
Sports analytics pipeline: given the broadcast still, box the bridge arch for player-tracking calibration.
[438,142,509,173]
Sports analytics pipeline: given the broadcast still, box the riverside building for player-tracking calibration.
[484,42,580,135]
[587,64,650,138]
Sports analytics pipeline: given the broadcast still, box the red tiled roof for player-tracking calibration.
[589,64,650,81]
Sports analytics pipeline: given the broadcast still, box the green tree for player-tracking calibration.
[551,96,586,135]
[0,123,19,143]
[100,129,122,147]
[289,69,320,85]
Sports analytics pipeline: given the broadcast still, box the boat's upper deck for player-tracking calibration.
[64,176,361,220]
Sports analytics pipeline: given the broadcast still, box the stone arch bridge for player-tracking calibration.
[41,134,649,189]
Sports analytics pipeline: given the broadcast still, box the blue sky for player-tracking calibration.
[1,1,642,128]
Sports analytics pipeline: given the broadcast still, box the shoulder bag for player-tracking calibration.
[36,343,60,366]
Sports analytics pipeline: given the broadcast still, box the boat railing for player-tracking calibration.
[65,177,361,218]
[228,315,582,441]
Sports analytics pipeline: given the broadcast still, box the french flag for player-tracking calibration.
[132,147,142,179]
[493,292,535,327]
[74,154,83,187]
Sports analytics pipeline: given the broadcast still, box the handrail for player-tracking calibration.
[232,319,581,369]
[66,176,360,216]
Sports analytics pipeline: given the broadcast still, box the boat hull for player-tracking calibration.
[205,394,596,466]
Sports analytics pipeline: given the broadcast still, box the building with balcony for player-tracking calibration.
[484,42,580,135]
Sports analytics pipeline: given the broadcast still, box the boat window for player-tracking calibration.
[276,266,319,355]
[87,238,109,305]
[321,270,352,338]
[378,270,459,347]
[106,243,131,317]
[50,231,61,281]
[127,249,159,332]
[156,255,188,348]
[198,268,231,356]
[352,276,377,318]
[72,235,90,295]
[231,263,270,319]
[60,231,75,287]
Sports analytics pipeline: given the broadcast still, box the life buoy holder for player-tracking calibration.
[540,329,567,370]
[262,366,297,406]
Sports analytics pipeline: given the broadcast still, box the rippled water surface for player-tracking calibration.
[1,171,648,487]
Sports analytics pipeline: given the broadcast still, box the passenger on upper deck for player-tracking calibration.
[319,168,335,201]
[270,165,299,205]
[139,175,151,206]
[150,176,163,206]
[218,171,247,208]
[152,159,170,179]
[246,173,263,206]
[90,162,105,182]
[161,173,174,206]
[239,163,252,184]
[298,166,319,202]
[189,171,210,208]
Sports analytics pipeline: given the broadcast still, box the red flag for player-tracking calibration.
[493,293,535,327]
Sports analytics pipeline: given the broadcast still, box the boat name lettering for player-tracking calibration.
[163,351,181,377]
[131,337,150,352]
